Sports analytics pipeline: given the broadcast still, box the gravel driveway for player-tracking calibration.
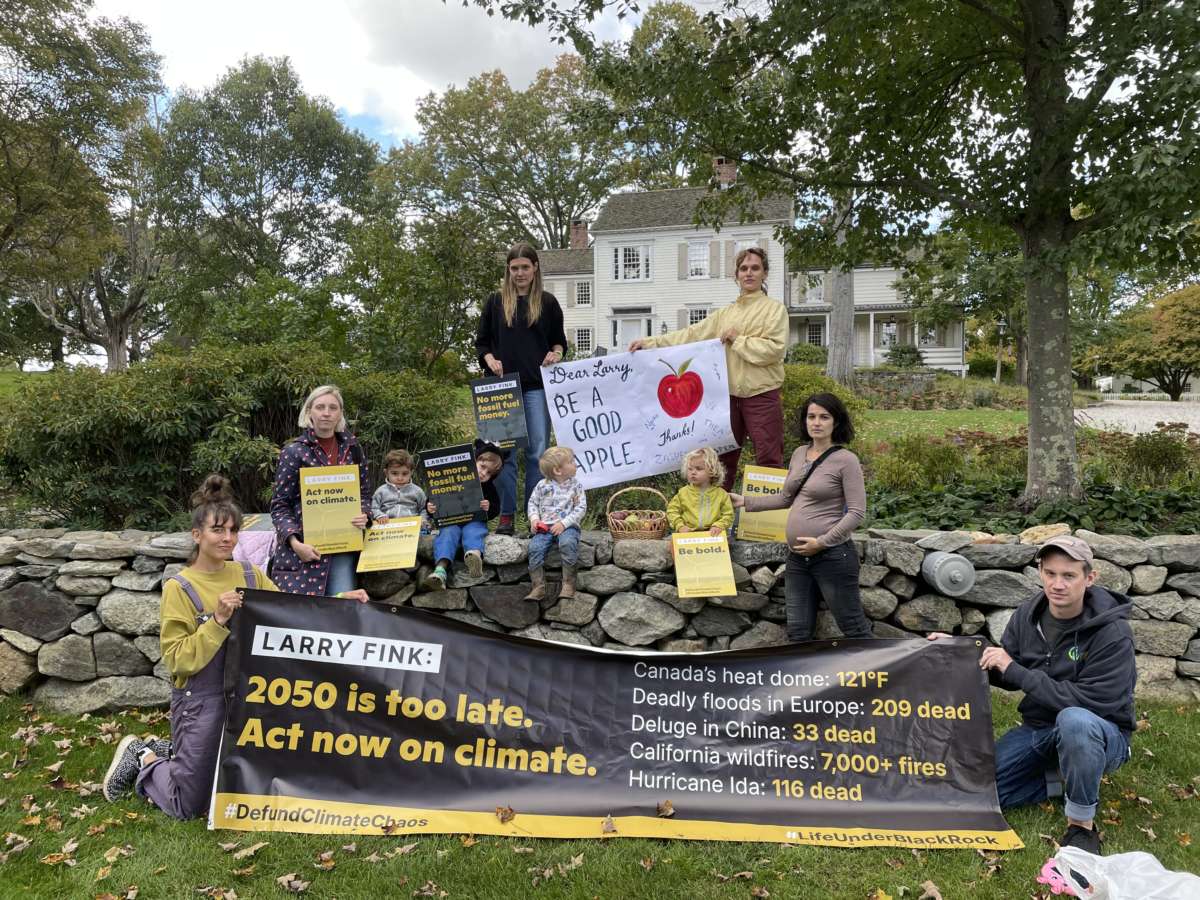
[1075,400,1200,434]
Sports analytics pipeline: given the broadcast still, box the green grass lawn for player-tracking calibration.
[859,409,1028,447]
[0,371,43,399]
[0,695,1195,899]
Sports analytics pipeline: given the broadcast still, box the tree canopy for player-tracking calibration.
[1105,284,1200,401]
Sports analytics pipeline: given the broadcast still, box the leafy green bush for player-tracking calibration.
[780,365,869,454]
[785,342,828,365]
[883,344,925,368]
[966,350,1014,382]
[1120,424,1196,488]
[871,434,965,489]
[0,344,459,528]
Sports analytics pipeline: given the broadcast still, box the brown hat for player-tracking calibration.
[1035,535,1094,565]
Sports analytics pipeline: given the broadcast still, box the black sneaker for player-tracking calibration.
[1059,823,1102,855]
[146,737,171,760]
[102,735,147,801]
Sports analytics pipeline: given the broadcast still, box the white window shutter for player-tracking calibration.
[565,282,575,307]
[709,241,720,278]
[677,243,688,280]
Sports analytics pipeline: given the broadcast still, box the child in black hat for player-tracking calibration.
[422,439,508,590]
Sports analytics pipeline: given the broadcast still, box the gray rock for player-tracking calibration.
[1132,591,1188,621]
[1175,597,1200,628]
[959,543,1037,569]
[1092,559,1133,595]
[59,559,126,577]
[612,539,673,573]
[1074,529,1149,567]
[449,567,495,589]
[872,621,920,640]
[1184,638,1200,662]
[0,581,79,641]
[134,635,162,662]
[107,570,162,592]
[581,530,613,565]
[55,575,112,596]
[33,675,171,714]
[658,638,708,653]
[38,634,96,681]
[358,569,411,598]
[860,587,899,620]
[649,583,705,615]
[6,528,67,540]
[441,610,504,633]
[867,528,935,543]
[916,531,975,552]
[96,589,162,636]
[74,595,100,609]
[411,588,468,611]
[545,592,599,626]
[0,567,19,591]
[575,564,637,595]
[163,563,185,581]
[1134,655,1200,703]
[470,584,541,627]
[691,605,752,637]
[0,642,38,693]
[581,620,606,646]
[731,563,752,589]
[879,540,924,576]
[858,564,889,587]
[70,612,103,635]
[1127,605,1150,620]
[730,621,788,650]
[853,535,882,566]
[377,584,416,606]
[882,572,917,600]
[1023,565,1041,582]
[985,608,1016,644]
[1167,572,1200,597]
[729,541,789,567]
[134,533,194,560]
[1129,620,1195,657]
[131,555,166,574]
[15,537,75,558]
[68,541,136,560]
[16,564,59,578]
[0,541,20,565]
[814,609,841,639]
[494,562,527,584]
[482,535,527,566]
[1178,660,1200,680]
[705,591,769,612]
[94,631,153,677]
[153,659,170,681]
[749,565,779,594]
[1144,535,1200,570]
[513,623,593,647]
[894,595,962,633]
[960,607,986,636]
[962,570,1038,609]
[1129,565,1168,595]
[0,628,42,653]
[760,601,787,622]
[709,636,732,650]
[597,592,685,646]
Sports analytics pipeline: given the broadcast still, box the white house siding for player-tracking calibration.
[541,276,601,357]
[591,226,790,352]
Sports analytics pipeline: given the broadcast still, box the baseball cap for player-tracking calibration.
[1035,535,1094,565]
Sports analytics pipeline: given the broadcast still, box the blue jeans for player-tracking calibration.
[432,520,489,568]
[326,552,358,596]
[528,526,580,568]
[785,542,871,641]
[994,706,1130,822]
[498,389,551,517]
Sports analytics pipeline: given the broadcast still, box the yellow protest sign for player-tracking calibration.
[736,465,789,543]
[356,517,421,573]
[300,465,364,555]
[672,532,737,598]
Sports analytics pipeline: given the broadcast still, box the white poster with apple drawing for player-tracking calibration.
[542,339,737,490]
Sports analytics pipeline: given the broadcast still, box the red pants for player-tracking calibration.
[720,388,784,491]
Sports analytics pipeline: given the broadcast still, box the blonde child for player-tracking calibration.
[668,447,735,536]
[371,449,428,531]
[526,446,586,600]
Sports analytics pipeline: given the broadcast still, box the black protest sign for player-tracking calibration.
[212,590,1022,848]
[419,444,483,526]
[470,375,527,449]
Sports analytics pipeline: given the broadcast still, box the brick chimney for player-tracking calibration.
[713,156,737,188]
[569,219,589,249]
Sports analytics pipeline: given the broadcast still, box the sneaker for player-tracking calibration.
[146,737,171,760]
[102,735,147,801]
[464,550,483,578]
[1058,823,1102,855]
[421,566,447,591]
[496,516,515,536]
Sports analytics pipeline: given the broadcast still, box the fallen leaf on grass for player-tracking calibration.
[884,858,904,870]
[1139,825,1157,841]
[341,842,357,854]
[217,842,240,853]
[195,886,239,899]
[362,852,384,863]
[71,803,96,819]
[412,880,446,897]
[44,760,64,774]
[1178,833,1192,847]
[600,814,617,834]
[459,835,477,848]
[436,850,449,859]
[639,857,653,871]
[750,888,770,899]
[495,805,515,824]
[656,800,675,818]
[275,873,310,893]
[232,865,255,877]
[103,845,133,863]
[45,813,64,832]
[918,880,943,900]
[20,815,40,827]
[231,841,268,861]
[313,851,335,871]
[95,865,112,881]
[152,867,166,875]
[866,891,891,900]
[512,847,534,855]
[380,822,402,835]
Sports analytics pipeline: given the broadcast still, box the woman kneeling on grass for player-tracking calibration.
[101,475,368,818]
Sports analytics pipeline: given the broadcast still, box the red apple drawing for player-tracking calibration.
[657,358,704,418]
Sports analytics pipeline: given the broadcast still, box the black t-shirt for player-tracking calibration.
[475,292,568,392]
[1039,607,1083,650]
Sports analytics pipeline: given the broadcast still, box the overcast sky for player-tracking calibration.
[91,0,637,148]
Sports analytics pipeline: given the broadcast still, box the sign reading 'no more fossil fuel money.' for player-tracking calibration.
[211,591,1022,849]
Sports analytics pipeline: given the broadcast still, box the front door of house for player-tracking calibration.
[617,317,647,349]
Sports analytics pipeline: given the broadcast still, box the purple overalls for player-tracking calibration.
[135,562,256,820]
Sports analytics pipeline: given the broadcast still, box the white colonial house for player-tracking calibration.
[539,178,966,374]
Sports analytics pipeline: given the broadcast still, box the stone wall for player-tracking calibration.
[1,525,1198,713]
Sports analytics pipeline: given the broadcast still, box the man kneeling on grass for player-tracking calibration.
[930,535,1135,855]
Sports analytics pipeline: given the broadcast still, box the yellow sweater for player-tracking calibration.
[160,561,276,688]
[640,290,788,397]
[667,484,735,532]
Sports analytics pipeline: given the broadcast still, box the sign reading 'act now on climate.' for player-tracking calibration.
[542,339,737,490]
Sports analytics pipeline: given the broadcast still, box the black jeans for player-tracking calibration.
[785,541,872,642]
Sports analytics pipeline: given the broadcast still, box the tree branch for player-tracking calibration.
[955,0,1024,41]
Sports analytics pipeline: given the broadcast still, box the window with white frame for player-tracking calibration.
[688,307,709,326]
[574,327,593,354]
[807,323,823,345]
[575,281,592,307]
[804,273,824,304]
[879,320,899,347]
[687,241,709,278]
[612,244,651,281]
[918,324,945,347]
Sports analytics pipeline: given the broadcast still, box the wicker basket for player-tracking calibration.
[606,486,669,542]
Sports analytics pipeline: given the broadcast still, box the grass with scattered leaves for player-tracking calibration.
[0,694,1196,899]
[857,409,1029,448]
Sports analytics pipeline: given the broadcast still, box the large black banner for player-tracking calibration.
[210,590,1022,848]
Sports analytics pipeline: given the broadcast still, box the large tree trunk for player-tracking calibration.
[827,265,855,384]
[104,331,130,371]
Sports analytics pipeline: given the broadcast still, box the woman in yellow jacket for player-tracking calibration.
[630,246,787,490]
[667,448,735,535]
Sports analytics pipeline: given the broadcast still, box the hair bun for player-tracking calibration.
[191,474,234,508]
